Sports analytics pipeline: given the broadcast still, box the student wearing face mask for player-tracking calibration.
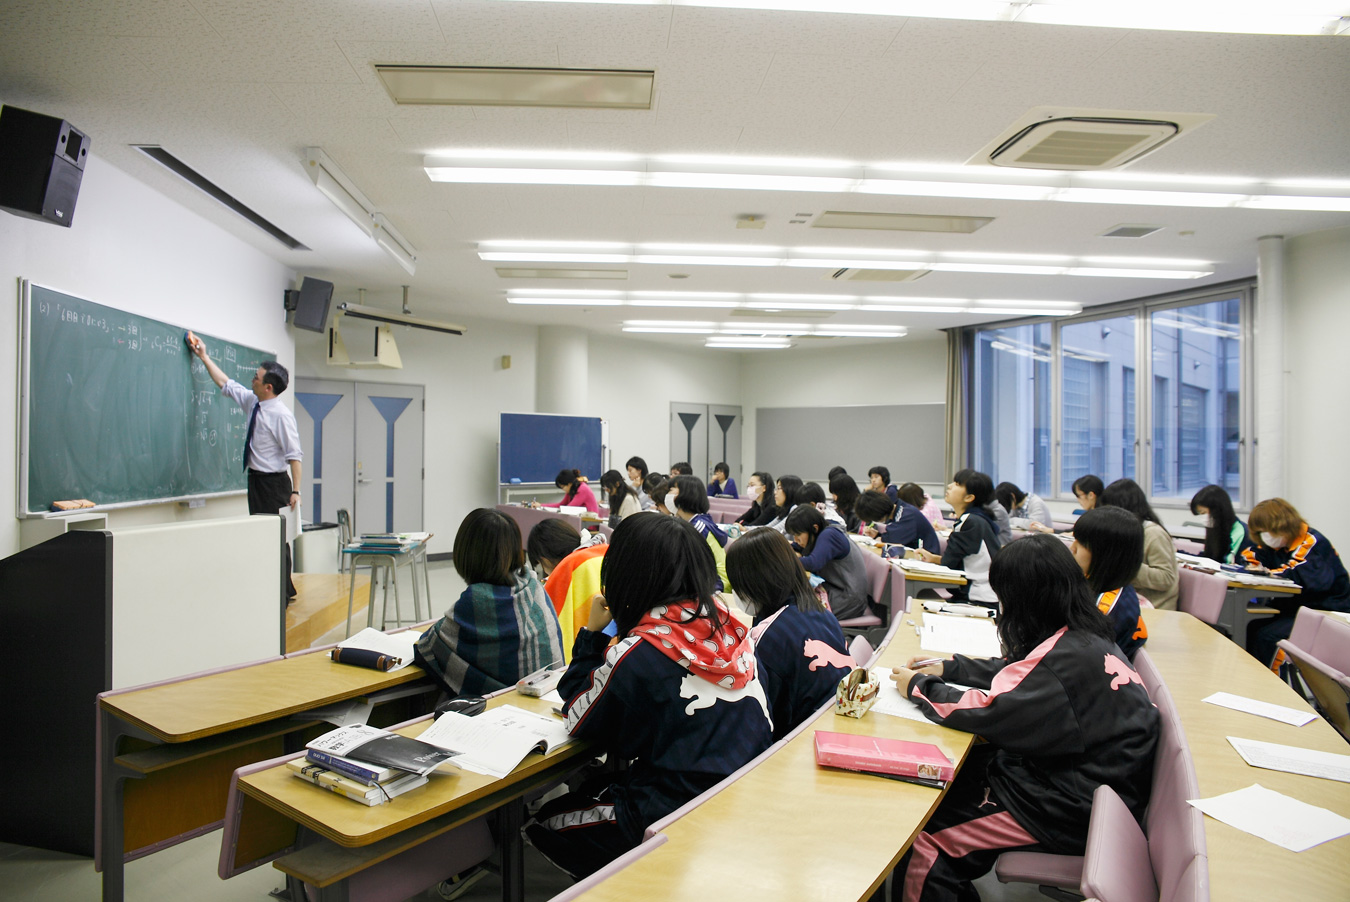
[737,471,778,526]
[1241,498,1350,667]
[1189,484,1252,564]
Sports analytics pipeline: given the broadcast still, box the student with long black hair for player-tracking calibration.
[995,481,1054,532]
[829,473,862,533]
[1100,478,1179,610]
[737,471,778,526]
[555,468,598,515]
[763,474,804,534]
[727,529,854,739]
[785,505,870,621]
[1072,474,1104,512]
[600,469,640,525]
[890,535,1158,902]
[625,456,651,509]
[524,515,773,879]
[1190,484,1251,564]
[1071,506,1148,658]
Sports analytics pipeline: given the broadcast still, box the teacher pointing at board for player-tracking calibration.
[187,331,303,601]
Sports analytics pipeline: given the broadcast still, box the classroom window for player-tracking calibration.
[971,322,1051,496]
[965,284,1251,508]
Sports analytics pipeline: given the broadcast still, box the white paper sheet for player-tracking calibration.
[1202,691,1316,727]
[1188,784,1350,852]
[920,613,1002,658]
[335,627,421,672]
[895,559,966,578]
[1227,736,1350,784]
[868,670,977,724]
[295,698,374,727]
[279,502,299,543]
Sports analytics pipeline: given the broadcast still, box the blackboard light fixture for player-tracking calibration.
[304,147,417,275]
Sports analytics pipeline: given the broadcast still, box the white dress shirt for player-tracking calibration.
[222,379,302,473]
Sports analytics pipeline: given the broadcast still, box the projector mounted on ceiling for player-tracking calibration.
[973,107,1215,171]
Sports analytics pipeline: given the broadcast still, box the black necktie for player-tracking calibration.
[243,403,259,471]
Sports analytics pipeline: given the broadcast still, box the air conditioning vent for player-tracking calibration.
[1101,224,1164,239]
[970,107,1214,172]
[827,268,930,282]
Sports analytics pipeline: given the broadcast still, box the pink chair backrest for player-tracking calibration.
[1143,680,1208,902]
[1295,608,1350,672]
[1079,784,1158,902]
[849,634,875,669]
[860,550,891,612]
[1176,567,1227,625]
[1279,608,1350,738]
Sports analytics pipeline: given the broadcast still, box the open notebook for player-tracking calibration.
[418,704,575,779]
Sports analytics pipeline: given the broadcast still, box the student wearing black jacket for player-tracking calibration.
[917,469,1000,606]
[890,535,1158,902]
[736,471,778,525]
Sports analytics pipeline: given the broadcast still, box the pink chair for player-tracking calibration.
[838,550,891,642]
[1176,567,1228,628]
[1079,784,1157,902]
[849,634,876,669]
[1278,608,1350,739]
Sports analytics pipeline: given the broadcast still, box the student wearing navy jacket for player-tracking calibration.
[889,536,1158,902]
[727,528,855,740]
[855,490,940,554]
[1070,507,1148,659]
[786,505,871,621]
[524,515,773,879]
[707,461,738,498]
[868,465,899,505]
[1241,497,1350,667]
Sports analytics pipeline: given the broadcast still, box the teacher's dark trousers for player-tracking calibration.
[248,469,296,599]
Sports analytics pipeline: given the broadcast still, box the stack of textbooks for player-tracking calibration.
[347,532,429,553]
[295,724,459,806]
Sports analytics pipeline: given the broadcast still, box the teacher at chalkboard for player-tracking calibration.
[187,331,303,602]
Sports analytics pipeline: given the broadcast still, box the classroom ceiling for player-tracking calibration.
[2,1,1349,350]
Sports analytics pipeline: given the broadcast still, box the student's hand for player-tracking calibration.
[1028,522,1054,534]
[916,549,941,563]
[863,524,880,539]
[585,594,612,632]
[904,656,946,675]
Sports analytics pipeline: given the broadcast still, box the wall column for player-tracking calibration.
[536,327,589,415]
[1255,235,1285,501]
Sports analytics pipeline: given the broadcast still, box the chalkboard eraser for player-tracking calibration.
[179,498,206,509]
[510,477,521,484]
[51,499,96,511]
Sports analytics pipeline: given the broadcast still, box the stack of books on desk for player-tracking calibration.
[347,532,428,552]
[296,724,458,805]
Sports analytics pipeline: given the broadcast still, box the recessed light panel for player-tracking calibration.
[376,66,654,109]
[812,211,993,233]
[494,267,629,279]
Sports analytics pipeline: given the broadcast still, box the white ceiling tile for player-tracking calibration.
[123,34,361,84]
[656,90,847,130]
[386,116,571,151]
[431,0,672,48]
[667,7,901,56]
[338,39,563,69]
[565,122,744,155]
[0,0,216,39]
[193,0,444,43]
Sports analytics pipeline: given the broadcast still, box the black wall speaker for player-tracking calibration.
[0,105,90,227]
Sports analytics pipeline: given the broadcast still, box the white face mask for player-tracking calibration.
[748,483,763,500]
[1260,531,1286,549]
[1205,515,1215,528]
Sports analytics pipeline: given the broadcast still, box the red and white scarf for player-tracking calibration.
[632,599,756,690]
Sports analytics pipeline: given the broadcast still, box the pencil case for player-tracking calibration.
[330,647,400,671]
[835,667,880,718]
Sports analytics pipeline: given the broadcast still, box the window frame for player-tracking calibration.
[964,278,1256,510]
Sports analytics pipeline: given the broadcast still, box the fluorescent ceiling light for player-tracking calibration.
[507,296,624,305]
[430,152,1350,213]
[503,289,1081,316]
[706,339,794,349]
[306,147,420,272]
[372,214,417,275]
[629,299,742,308]
[488,1,1350,35]
[495,268,628,279]
[375,65,654,109]
[624,326,717,334]
[487,244,1212,279]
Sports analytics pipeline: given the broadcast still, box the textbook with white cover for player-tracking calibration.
[418,704,575,779]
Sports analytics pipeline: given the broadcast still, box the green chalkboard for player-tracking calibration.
[20,282,276,513]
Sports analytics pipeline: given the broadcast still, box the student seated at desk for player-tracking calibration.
[600,469,641,525]
[868,465,898,505]
[762,474,804,534]
[1100,478,1179,611]
[526,518,609,656]
[786,505,871,621]
[669,460,693,477]
[897,481,945,529]
[728,529,853,740]
[707,461,738,498]
[525,515,773,879]
[414,509,565,697]
[737,470,779,526]
[1071,473,1104,513]
[916,469,1000,608]
[642,474,673,516]
[829,473,862,533]
[555,468,599,515]
[1241,497,1350,667]
[1190,484,1253,564]
[670,475,732,592]
[1070,507,1148,658]
[995,481,1055,533]
[625,456,651,509]
[856,489,940,554]
[798,481,847,529]
[890,535,1158,902]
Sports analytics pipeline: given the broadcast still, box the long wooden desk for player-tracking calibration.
[1140,609,1350,899]
[1217,579,1297,645]
[569,618,976,902]
[233,691,591,902]
[97,638,435,902]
